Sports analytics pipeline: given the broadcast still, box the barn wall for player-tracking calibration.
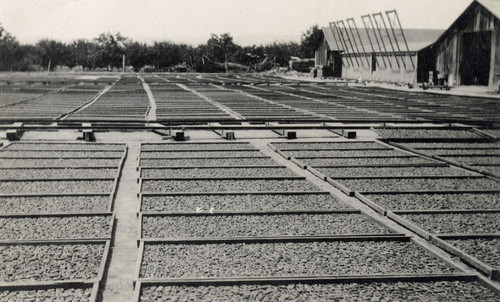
[315,40,329,66]
[491,20,500,91]
[433,1,499,90]
[341,54,372,80]
[342,53,418,83]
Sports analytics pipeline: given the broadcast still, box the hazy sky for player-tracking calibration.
[1,0,473,46]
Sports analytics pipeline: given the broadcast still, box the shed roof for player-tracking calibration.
[321,27,443,53]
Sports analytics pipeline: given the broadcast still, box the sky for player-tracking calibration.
[0,0,474,46]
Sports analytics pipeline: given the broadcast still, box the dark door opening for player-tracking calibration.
[461,31,491,86]
[371,53,377,72]
[332,51,342,77]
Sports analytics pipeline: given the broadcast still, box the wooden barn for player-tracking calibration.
[430,0,500,91]
[315,0,500,91]
[315,26,443,84]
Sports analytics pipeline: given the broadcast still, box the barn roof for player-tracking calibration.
[321,27,443,53]
[428,0,500,50]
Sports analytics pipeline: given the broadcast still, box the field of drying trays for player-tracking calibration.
[2,74,500,301]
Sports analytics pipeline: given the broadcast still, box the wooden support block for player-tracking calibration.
[173,131,186,141]
[83,129,96,142]
[329,129,356,139]
[225,131,235,140]
[212,125,235,140]
[6,130,19,141]
[13,122,24,137]
[343,130,356,139]
[6,122,24,141]
[286,131,297,139]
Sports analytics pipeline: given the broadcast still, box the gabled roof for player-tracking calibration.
[322,27,343,51]
[429,0,499,50]
[321,27,443,53]
[476,0,500,20]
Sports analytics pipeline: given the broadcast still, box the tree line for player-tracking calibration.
[0,23,323,73]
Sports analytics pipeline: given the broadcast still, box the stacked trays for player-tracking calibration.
[370,127,500,281]
[131,142,500,301]
[0,83,103,122]
[300,85,500,123]
[394,140,500,178]
[190,85,320,121]
[149,83,234,122]
[0,141,127,301]
[266,85,406,122]
[66,75,149,121]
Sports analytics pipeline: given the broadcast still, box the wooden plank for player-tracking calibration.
[326,178,354,196]
[431,236,499,280]
[0,281,99,301]
[327,175,484,180]
[133,241,145,287]
[0,212,113,218]
[139,155,269,160]
[359,190,500,195]
[276,148,291,160]
[310,163,448,168]
[139,165,283,170]
[387,211,432,240]
[354,192,387,215]
[97,241,111,284]
[0,192,112,198]
[0,177,116,182]
[133,273,477,286]
[132,281,141,302]
[140,209,360,216]
[410,237,469,272]
[139,235,410,244]
[0,155,123,159]
[290,157,307,169]
[140,148,258,152]
[139,176,306,181]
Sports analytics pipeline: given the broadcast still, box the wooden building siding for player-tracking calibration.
[315,40,329,66]
[433,1,500,90]
[342,53,419,83]
[492,22,500,91]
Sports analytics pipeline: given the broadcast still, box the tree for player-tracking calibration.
[35,39,72,71]
[150,41,185,71]
[94,32,127,70]
[0,23,21,71]
[71,39,97,71]
[300,25,324,58]
[263,41,301,67]
[125,41,149,72]
[205,33,240,73]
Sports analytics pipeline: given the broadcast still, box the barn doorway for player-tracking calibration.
[332,51,342,77]
[461,31,491,86]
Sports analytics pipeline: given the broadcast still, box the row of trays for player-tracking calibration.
[0,141,128,301]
